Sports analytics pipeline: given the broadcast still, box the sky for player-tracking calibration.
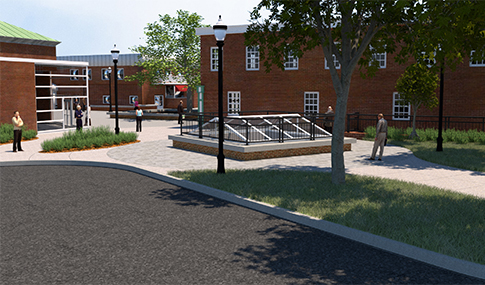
[0,0,268,56]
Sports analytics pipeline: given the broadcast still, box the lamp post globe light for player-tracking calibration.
[107,67,112,112]
[111,44,120,134]
[213,15,227,174]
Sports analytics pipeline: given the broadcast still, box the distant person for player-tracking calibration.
[324,105,334,134]
[177,100,184,124]
[134,99,139,111]
[12,111,24,152]
[369,113,388,161]
[75,105,83,130]
[135,106,143,132]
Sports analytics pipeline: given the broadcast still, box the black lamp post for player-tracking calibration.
[111,44,120,134]
[437,66,444,151]
[108,67,112,112]
[213,15,227,174]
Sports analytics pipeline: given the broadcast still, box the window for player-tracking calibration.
[117,68,124,80]
[470,50,485,66]
[325,55,341,69]
[103,95,110,104]
[82,69,92,80]
[129,95,138,105]
[228,91,241,115]
[101,68,111,80]
[393,92,410,120]
[304,92,319,114]
[371,52,386,68]
[284,51,298,70]
[211,47,219,71]
[246,46,259,71]
[70,69,79,80]
[165,85,186,98]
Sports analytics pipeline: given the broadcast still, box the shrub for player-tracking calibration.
[0,123,37,142]
[388,127,406,141]
[364,126,376,138]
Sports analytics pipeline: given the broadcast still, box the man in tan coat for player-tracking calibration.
[12,111,24,152]
[369,113,387,161]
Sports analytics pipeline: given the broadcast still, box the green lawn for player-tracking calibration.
[170,169,485,265]
[388,140,485,172]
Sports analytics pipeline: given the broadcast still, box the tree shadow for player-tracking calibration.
[231,217,484,284]
[148,186,232,209]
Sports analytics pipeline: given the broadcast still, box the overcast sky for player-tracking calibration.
[1,0,268,56]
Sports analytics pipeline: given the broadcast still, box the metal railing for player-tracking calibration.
[180,112,333,145]
[346,113,485,132]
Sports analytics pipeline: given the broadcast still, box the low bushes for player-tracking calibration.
[41,126,138,152]
[364,126,485,144]
[0,123,37,143]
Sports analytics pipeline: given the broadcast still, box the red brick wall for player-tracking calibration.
[0,42,56,60]
[0,61,37,129]
[200,33,485,118]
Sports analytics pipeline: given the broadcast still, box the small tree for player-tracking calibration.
[127,10,209,112]
[395,63,439,139]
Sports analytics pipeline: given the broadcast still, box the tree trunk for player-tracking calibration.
[409,104,419,139]
[331,75,351,185]
[186,87,194,113]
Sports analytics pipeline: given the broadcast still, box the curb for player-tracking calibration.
[1,160,484,280]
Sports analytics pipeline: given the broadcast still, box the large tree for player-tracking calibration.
[128,10,209,111]
[395,63,439,139]
[245,0,485,184]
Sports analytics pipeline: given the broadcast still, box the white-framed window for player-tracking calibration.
[228,91,241,115]
[211,47,219,71]
[470,50,485,67]
[393,92,410,120]
[70,69,79,80]
[246,46,259,71]
[304,92,319,114]
[101,68,111,80]
[325,54,341,69]
[129,95,138,105]
[284,51,298,70]
[103,95,110,104]
[371,52,386,68]
[82,69,92,80]
[117,68,124,80]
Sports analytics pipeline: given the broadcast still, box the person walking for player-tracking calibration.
[75,105,83,131]
[135,106,143,132]
[324,106,334,134]
[12,111,24,152]
[177,100,184,124]
[369,113,388,161]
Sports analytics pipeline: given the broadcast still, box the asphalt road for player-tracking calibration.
[1,166,483,284]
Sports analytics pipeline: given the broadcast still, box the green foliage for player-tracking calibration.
[396,63,439,111]
[41,126,138,152]
[0,123,37,143]
[127,10,209,94]
[365,126,484,144]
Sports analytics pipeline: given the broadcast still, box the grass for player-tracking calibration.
[364,126,485,172]
[0,123,37,143]
[41,125,138,152]
[169,169,485,265]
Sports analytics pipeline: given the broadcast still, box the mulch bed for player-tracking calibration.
[0,137,39,146]
[39,140,140,153]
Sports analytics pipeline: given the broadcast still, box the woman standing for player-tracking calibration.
[135,106,143,132]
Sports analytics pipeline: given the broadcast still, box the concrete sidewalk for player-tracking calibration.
[1,111,484,199]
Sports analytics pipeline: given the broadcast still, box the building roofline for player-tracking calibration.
[0,56,88,67]
[0,21,60,47]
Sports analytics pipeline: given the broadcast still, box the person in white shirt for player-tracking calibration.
[12,111,24,152]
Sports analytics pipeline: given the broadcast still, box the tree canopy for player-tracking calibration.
[245,0,485,184]
[128,10,209,110]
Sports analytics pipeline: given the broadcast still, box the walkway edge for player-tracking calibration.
[1,160,484,280]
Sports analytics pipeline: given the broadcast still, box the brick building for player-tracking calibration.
[1,21,90,132]
[196,25,485,129]
[57,55,192,112]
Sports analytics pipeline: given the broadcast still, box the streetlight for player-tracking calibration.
[107,67,112,112]
[213,15,227,174]
[111,44,120,134]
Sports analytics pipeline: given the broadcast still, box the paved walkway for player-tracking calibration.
[1,111,484,199]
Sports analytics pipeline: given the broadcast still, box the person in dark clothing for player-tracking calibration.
[177,100,184,124]
[75,105,83,131]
